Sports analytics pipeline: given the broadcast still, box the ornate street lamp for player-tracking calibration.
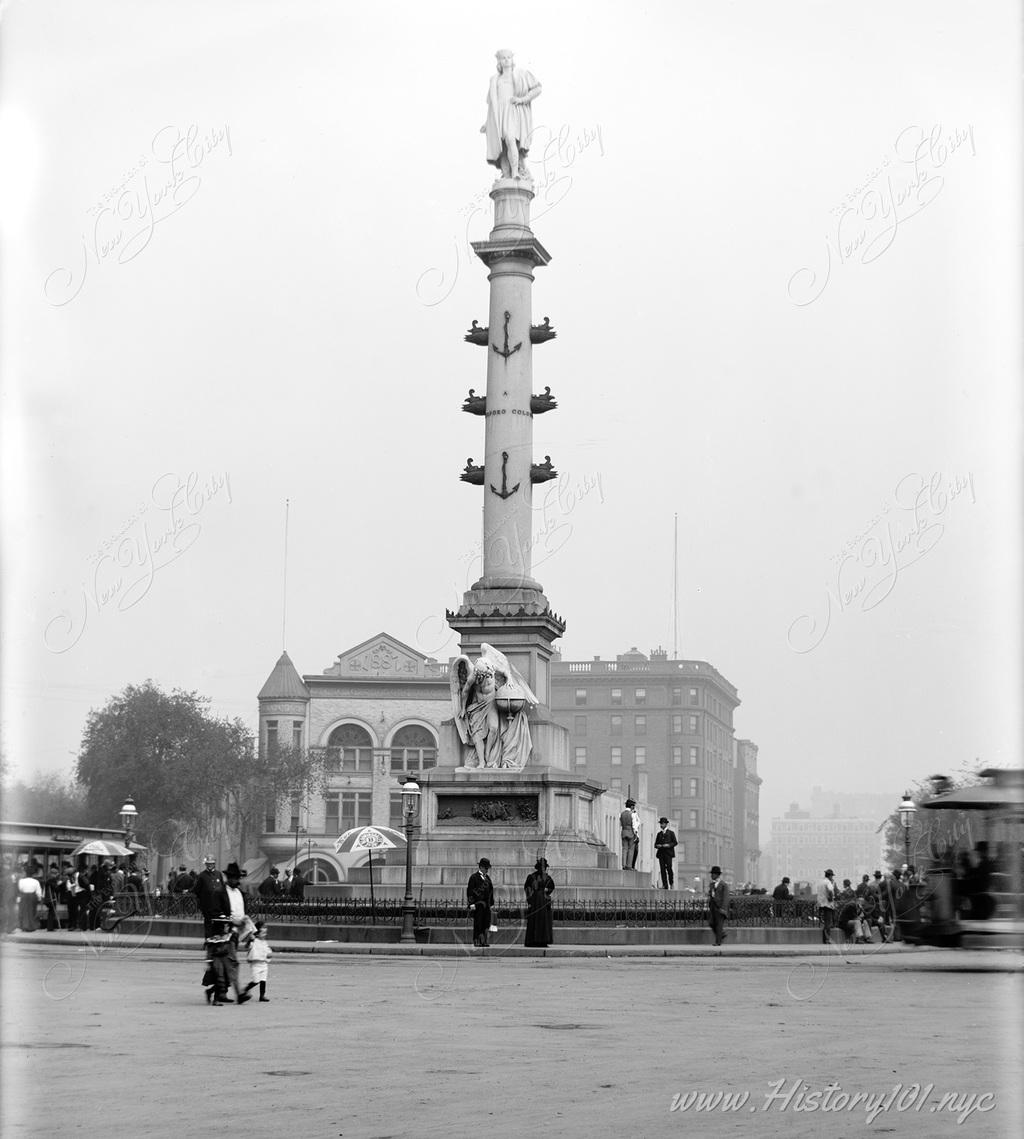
[899,792,917,870]
[119,796,138,851]
[400,778,421,943]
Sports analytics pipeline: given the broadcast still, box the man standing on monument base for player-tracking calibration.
[481,49,542,179]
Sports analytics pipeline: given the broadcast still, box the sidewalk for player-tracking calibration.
[0,927,952,958]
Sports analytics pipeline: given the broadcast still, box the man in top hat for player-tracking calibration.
[467,858,494,948]
[654,818,678,889]
[193,856,228,937]
[619,800,637,870]
[708,865,730,946]
[223,862,249,927]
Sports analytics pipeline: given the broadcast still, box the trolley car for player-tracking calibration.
[902,768,1024,949]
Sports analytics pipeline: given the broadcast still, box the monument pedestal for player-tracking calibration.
[414,766,610,879]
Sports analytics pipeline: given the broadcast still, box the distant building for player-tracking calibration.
[768,801,887,884]
[550,647,761,886]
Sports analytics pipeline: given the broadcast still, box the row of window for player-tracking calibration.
[574,714,701,736]
[268,790,415,835]
[573,686,702,707]
[574,745,702,766]
[267,722,439,774]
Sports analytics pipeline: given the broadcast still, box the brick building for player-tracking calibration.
[548,648,761,886]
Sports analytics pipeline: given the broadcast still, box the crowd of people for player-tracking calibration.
[1,857,149,933]
[768,866,925,945]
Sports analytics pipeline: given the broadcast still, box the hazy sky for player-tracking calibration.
[2,0,1020,843]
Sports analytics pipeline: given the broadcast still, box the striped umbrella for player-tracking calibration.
[333,826,407,923]
[70,839,133,858]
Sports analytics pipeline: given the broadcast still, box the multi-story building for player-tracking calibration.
[251,635,760,889]
[768,804,884,886]
[549,647,760,886]
[256,633,449,883]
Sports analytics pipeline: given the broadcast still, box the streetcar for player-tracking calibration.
[901,768,1024,949]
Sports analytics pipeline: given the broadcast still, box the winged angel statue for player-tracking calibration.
[450,643,539,770]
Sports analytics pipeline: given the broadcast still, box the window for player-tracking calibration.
[672,778,682,797]
[574,715,587,736]
[672,746,682,765]
[610,714,622,736]
[266,720,279,754]
[575,746,587,766]
[289,794,300,832]
[672,715,683,735]
[610,746,622,766]
[292,720,303,748]
[689,809,699,828]
[689,687,700,706]
[389,792,404,828]
[325,793,339,834]
[689,778,699,797]
[689,746,699,765]
[689,715,698,733]
[635,715,647,735]
[327,723,374,771]
[340,791,372,832]
[610,777,622,791]
[390,724,437,773]
[263,800,277,833]
[671,687,682,706]
[634,687,647,705]
[611,688,622,706]
[575,688,587,706]
[634,746,646,765]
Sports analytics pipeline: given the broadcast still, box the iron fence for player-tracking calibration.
[108,892,819,928]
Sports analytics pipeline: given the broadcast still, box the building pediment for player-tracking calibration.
[321,632,431,678]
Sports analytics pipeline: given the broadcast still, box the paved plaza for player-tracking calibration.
[1,941,1021,1138]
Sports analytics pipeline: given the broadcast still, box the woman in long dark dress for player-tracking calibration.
[524,858,554,948]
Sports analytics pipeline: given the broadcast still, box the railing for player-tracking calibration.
[106,892,819,928]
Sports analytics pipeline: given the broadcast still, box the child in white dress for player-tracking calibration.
[243,920,273,1002]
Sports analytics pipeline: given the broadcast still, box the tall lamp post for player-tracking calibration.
[119,796,138,855]
[400,778,421,943]
[898,792,917,870]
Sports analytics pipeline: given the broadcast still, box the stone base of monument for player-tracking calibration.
[339,762,643,898]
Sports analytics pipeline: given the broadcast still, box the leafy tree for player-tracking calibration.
[76,681,255,846]
[881,763,983,870]
[1,770,94,826]
[226,743,328,857]
[75,680,327,863]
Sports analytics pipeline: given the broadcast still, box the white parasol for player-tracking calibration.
[70,839,133,858]
[334,826,408,923]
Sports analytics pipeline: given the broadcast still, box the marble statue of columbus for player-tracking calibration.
[480,49,542,180]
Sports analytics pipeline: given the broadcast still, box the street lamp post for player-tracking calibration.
[898,792,917,871]
[400,778,421,943]
[119,796,138,853]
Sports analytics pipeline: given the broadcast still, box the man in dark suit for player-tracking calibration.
[192,856,228,937]
[467,858,494,948]
[654,818,678,889]
[708,865,730,946]
[258,867,281,899]
[772,877,792,900]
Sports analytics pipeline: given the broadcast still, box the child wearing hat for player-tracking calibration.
[242,920,273,1001]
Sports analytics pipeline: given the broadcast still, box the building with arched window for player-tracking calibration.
[254,633,449,883]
